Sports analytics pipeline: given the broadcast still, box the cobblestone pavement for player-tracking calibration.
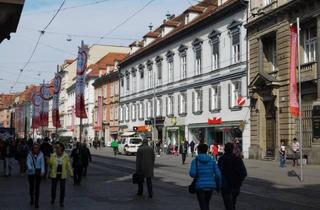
[0,147,319,210]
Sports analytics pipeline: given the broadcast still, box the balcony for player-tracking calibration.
[298,62,317,82]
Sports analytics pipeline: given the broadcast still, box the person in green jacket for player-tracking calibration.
[49,142,73,207]
[111,139,119,156]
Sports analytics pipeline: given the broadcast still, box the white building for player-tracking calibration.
[119,0,251,158]
[60,44,129,141]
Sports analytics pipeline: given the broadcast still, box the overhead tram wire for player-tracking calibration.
[10,0,66,92]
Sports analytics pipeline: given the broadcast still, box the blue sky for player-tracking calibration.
[0,0,194,93]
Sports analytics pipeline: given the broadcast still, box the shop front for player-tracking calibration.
[165,125,185,147]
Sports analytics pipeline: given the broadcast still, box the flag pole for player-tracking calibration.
[297,17,303,182]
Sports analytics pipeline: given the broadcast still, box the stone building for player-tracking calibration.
[247,0,320,163]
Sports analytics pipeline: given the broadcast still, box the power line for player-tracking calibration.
[23,0,112,16]
[10,0,66,92]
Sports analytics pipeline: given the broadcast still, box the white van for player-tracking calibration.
[118,137,143,155]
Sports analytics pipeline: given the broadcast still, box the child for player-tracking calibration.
[279,141,286,167]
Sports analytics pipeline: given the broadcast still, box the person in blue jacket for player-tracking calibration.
[27,143,45,209]
[190,143,222,210]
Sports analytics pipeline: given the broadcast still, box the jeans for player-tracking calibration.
[113,148,118,156]
[222,189,240,210]
[4,157,14,176]
[28,173,41,206]
[51,175,66,204]
[138,177,153,197]
[181,153,187,164]
[280,155,286,167]
[196,189,213,210]
[73,166,83,185]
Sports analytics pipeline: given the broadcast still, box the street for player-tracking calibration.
[0,148,320,210]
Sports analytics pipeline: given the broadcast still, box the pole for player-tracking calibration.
[153,66,156,151]
[79,41,84,143]
[56,65,59,142]
[297,17,303,182]
[41,80,45,138]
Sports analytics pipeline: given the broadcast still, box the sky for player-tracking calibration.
[0,0,195,93]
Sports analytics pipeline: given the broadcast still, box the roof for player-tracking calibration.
[120,0,246,67]
[0,94,17,110]
[87,52,128,77]
[18,85,40,104]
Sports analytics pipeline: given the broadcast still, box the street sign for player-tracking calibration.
[312,105,320,139]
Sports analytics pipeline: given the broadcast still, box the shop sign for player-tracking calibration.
[312,105,320,139]
[167,126,180,131]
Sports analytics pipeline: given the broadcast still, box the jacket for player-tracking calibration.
[189,154,222,190]
[49,152,73,179]
[136,143,155,178]
[218,153,247,192]
[26,151,45,175]
[111,140,119,148]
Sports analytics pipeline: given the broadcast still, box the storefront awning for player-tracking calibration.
[188,121,243,129]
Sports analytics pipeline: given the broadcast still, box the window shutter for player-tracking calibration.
[228,84,231,108]
[192,92,195,113]
[217,85,221,109]
[209,88,212,111]
[200,90,203,112]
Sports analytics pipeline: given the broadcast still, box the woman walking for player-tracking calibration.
[189,143,222,210]
[49,142,73,207]
[26,143,45,209]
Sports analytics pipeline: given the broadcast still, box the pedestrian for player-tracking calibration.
[40,137,53,179]
[71,142,84,185]
[111,139,119,156]
[279,141,286,168]
[17,139,29,176]
[49,142,73,207]
[156,139,161,157]
[233,138,242,158]
[180,141,188,164]
[212,143,219,161]
[4,139,16,177]
[27,143,45,209]
[218,142,247,210]
[0,137,5,175]
[136,139,155,198]
[82,143,92,177]
[292,138,300,167]
[190,140,195,157]
[189,143,222,210]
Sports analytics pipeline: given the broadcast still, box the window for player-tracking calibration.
[167,51,174,83]
[304,26,317,63]
[166,95,174,116]
[120,76,124,96]
[156,60,162,85]
[114,105,118,120]
[264,0,273,6]
[193,38,203,75]
[156,97,162,117]
[178,92,187,115]
[132,68,137,93]
[138,101,144,120]
[228,80,242,108]
[262,35,277,72]
[146,99,153,119]
[209,30,220,70]
[209,85,221,111]
[125,104,130,121]
[179,45,188,79]
[139,65,145,91]
[125,72,130,94]
[119,105,124,122]
[147,61,153,89]
[192,89,203,114]
[232,31,240,64]
[131,103,136,121]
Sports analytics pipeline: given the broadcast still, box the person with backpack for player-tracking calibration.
[218,142,247,210]
[26,143,45,209]
[189,143,222,210]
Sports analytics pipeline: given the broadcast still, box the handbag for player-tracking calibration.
[188,158,198,194]
[132,173,144,184]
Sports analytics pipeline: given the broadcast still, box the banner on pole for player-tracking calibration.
[75,46,88,118]
[31,93,41,129]
[40,84,50,126]
[52,74,62,128]
[289,25,300,118]
[96,96,103,131]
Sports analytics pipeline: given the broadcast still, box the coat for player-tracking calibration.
[49,152,73,179]
[136,143,155,178]
[218,153,247,192]
[26,151,45,175]
[189,154,222,190]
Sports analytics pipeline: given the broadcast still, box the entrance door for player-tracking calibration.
[265,100,276,157]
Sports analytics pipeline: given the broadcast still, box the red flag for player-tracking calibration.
[40,84,50,126]
[31,93,41,129]
[52,74,62,128]
[289,25,300,117]
[75,46,88,118]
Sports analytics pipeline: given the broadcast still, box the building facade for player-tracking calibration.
[247,0,320,163]
[119,0,251,157]
[0,94,16,128]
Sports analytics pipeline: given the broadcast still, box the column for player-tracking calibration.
[317,15,320,100]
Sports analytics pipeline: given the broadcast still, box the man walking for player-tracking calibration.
[136,139,155,198]
[292,138,300,167]
[189,140,195,157]
[180,141,188,164]
[71,142,84,185]
[40,137,53,178]
[218,143,247,210]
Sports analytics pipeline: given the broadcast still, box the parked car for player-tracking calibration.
[118,137,143,155]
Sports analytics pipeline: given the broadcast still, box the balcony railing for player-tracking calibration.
[298,62,317,82]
